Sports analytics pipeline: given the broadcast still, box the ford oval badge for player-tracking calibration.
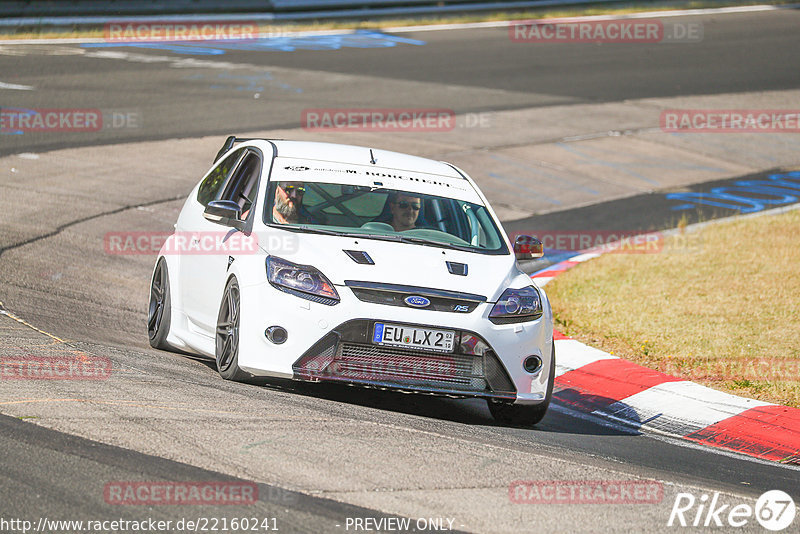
[404,295,430,308]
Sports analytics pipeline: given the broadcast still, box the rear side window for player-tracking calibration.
[197,148,243,207]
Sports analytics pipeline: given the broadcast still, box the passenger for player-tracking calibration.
[389,192,421,232]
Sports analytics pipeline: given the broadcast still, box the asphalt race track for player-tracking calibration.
[2,9,800,156]
[1,7,800,533]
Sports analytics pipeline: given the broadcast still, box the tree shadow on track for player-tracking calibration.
[546,385,645,436]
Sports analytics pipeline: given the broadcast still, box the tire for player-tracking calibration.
[488,342,556,426]
[215,278,250,382]
[148,258,172,350]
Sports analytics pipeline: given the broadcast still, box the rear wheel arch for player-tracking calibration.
[148,257,173,350]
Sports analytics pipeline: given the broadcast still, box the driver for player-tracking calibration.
[389,193,421,232]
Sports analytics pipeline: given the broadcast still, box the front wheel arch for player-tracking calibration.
[488,341,556,426]
[215,276,250,382]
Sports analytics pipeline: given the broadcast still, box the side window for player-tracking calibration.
[221,151,262,220]
[197,148,243,207]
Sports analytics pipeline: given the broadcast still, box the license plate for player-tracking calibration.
[372,323,456,353]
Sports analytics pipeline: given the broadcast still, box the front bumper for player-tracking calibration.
[292,319,518,401]
[237,278,553,405]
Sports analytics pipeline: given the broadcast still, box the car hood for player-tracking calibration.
[262,231,521,302]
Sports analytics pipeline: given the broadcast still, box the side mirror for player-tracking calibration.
[514,235,543,260]
[204,200,244,230]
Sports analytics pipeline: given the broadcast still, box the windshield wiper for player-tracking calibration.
[270,225,342,236]
[345,233,405,242]
[337,233,466,248]
[270,226,405,241]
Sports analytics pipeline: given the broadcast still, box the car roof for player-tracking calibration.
[252,139,465,179]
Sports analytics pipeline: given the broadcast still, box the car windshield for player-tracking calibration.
[264,181,509,254]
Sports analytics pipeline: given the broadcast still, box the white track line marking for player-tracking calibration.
[0,81,34,90]
[386,4,800,33]
[554,339,618,377]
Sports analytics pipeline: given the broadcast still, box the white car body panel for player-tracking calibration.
[152,139,554,406]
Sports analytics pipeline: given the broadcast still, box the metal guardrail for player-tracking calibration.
[0,0,623,18]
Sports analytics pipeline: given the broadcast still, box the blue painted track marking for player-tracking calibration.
[667,172,800,213]
[81,31,426,55]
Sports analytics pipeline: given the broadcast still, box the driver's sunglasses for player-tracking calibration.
[397,201,421,211]
[282,185,305,196]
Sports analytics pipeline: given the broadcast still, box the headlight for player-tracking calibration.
[266,256,339,304]
[489,286,542,323]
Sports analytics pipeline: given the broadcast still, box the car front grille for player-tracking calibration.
[348,287,481,313]
[344,281,486,313]
[291,320,516,399]
[335,342,486,391]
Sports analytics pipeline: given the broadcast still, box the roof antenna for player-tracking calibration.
[369,149,377,165]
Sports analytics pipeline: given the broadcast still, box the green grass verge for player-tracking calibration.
[546,208,800,408]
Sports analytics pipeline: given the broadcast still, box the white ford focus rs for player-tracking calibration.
[148,137,554,425]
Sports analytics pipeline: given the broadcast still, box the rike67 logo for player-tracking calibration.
[668,490,796,531]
